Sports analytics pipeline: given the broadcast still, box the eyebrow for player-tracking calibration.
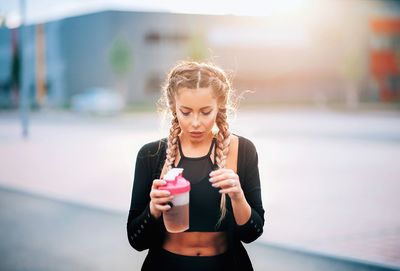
[179,106,213,110]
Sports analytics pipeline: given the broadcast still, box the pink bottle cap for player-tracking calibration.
[159,168,190,195]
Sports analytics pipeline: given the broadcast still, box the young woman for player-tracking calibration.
[127,61,265,271]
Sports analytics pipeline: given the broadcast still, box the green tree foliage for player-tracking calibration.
[109,37,133,78]
[187,31,208,62]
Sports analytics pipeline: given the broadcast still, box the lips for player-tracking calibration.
[190,131,203,138]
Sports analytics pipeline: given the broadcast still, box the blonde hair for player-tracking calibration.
[157,60,236,228]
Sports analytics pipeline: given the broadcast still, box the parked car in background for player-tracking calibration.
[71,87,125,115]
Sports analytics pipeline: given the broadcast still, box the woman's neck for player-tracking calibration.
[179,132,214,150]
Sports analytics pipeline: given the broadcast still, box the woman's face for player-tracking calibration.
[175,86,218,143]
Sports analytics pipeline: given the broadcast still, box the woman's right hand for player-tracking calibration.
[149,179,174,219]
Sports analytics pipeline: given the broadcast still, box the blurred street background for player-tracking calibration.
[1,0,400,270]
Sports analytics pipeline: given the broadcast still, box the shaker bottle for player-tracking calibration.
[159,168,190,233]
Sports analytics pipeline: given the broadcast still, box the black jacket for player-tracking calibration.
[127,135,265,270]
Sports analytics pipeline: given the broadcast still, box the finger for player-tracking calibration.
[152,179,167,189]
[154,203,172,212]
[209,168,231,177]
[150,189,171,199]
[209,169,222,177]
[152,195,174,205]
[212,179,238,189]
[209,172,237,183]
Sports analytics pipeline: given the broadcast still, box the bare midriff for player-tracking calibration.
[162,231,228,256]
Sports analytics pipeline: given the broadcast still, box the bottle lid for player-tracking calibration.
[159,168,190,195]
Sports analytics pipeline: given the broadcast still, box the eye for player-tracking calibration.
[180,110,190,116]
[202,111,212,115]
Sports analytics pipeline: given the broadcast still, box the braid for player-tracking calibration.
[215,108,231,228]
[164,114,181,175]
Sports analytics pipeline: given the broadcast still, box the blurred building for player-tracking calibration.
[369,18,400,102]
[0,0,399,109]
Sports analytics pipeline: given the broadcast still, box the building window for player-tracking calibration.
[145,32,189,44]
[145,73,162,94]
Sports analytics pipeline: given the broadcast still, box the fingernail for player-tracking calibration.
[209,171,214,176]
[211,183,217,187]
[209,178,214,182]
[218,190,223,193]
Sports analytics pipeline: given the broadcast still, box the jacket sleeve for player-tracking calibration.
[126,145,164,251]
[235,139,265,243]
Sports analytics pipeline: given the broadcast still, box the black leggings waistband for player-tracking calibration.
[141,247,234,271]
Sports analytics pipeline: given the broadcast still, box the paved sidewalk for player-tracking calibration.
[1,187,398,271]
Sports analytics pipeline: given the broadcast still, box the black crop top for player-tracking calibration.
[173,137,229,232]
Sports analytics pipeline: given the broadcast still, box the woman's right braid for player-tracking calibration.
[164,114,181,173]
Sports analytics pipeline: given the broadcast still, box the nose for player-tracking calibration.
[191,114,200,128]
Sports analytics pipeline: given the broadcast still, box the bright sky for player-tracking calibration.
[1,0,313,27]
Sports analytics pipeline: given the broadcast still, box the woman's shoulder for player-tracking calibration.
[137,138,168,158]
[233,134,259,176]
[232,133,257,154]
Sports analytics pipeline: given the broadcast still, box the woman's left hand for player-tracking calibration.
[209,168,244,201]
